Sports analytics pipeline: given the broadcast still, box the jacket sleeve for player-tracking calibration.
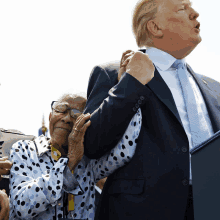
[83,65,151,159]
[9,140,82,219]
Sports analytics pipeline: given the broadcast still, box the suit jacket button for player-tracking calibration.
[133,107,136,112]
[135,104,139,108]
[140,96,145,101]
[181,147,187,153]
[182,179,188,186]
[138,100,142,105]
[140,96,145,100]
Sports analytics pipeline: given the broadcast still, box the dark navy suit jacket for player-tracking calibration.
[83,55,220,220]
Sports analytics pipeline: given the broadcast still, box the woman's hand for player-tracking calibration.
[0,189,9,220]
[96,177,107,190]
[67,113,91,171]
[118,50,135,81]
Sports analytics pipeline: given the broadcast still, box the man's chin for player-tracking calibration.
[192,36,202,50]
[196,34,202,44]
[188,35,202,54]
[193,33,202,44]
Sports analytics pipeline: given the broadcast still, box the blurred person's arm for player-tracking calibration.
[0,157,12,181]
[0,157,12,220]
[0,189,9,220]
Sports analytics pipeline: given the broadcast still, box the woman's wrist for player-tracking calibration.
[67,157,80,171]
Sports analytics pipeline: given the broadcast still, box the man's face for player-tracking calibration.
[156,0,201,48]
[49,97,83,147]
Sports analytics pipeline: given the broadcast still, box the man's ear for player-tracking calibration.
[49,112,52,121]
[147,20,163,37]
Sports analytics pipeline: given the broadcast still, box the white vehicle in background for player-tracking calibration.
[0,128,35,159]
[0,129,35,195]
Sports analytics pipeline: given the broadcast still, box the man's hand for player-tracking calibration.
[119,50,155,85]
[118,50,135,81]
[0,189,9,220]
[0,157,12,181]
[67,113,91,171]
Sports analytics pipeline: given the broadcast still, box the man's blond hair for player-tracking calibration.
[132,0,158,47]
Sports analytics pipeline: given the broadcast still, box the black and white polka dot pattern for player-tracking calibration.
[9,109,142,220]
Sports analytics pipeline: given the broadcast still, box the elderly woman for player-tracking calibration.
[9,94,142,220]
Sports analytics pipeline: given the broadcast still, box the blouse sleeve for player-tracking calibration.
[91,108,142,182]
[9,140,82,219]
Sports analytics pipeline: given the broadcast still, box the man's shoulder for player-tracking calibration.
[92,60,120,78]
[98,60,120,72]
[193,72,220,99]
[89,60,120,85]
[195,72,219,83]
[195,73,220,90]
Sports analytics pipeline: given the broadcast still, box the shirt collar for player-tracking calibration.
[145,47,186,71]
[34,135,51,156]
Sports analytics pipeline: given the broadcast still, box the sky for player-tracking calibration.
[0,0,220,137]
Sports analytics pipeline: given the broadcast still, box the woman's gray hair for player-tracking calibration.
[132,0,158,48]
[58,93,87,112]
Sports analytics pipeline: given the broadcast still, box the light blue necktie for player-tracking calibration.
[172,60,211,147]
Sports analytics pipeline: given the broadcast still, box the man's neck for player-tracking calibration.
[160,46,196,59]
[151,41,199,59]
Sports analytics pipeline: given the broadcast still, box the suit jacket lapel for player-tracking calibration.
[147,67,183,127]
[187,64,220,132]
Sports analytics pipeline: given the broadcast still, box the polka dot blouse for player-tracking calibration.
[9,109,142,220]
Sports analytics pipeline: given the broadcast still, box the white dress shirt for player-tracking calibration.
[146,47,214,184]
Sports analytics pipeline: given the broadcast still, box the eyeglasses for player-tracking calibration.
[51,101,82,119]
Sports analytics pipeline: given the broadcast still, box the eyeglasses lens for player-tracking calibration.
[53,103,67,113]
[70,110,82,119]
[53,102,82,119]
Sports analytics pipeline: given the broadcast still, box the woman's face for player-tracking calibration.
[49,97,83,148]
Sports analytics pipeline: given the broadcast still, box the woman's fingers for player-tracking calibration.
[73,113,84,128]
[69,114,91,143]
[75,113,91,130]
[81,120,91,134]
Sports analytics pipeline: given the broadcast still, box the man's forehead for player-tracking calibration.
[161,0,192,5]
[158,0,192,10]
[182,0,192,5]
[175,0,192,5]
